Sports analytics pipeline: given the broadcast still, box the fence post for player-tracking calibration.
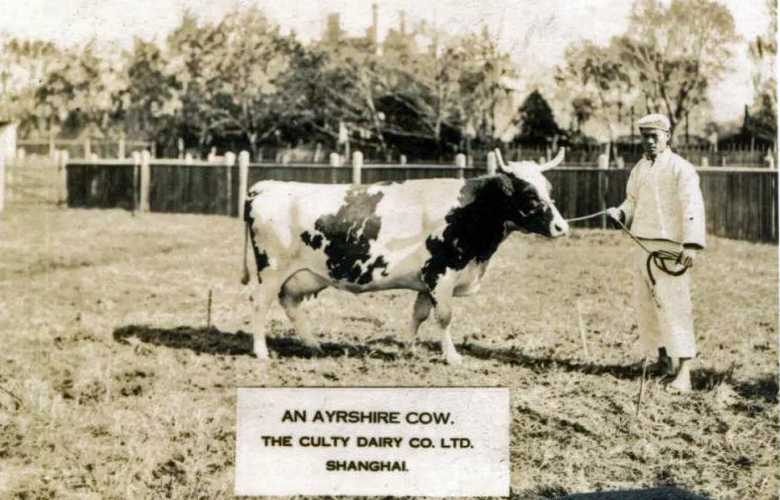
[399,154,407,165]
[140,150,151,212]
[486,152,497,175]
[701,157,709,168]
[118,137,126,159]
[132,151,140,212]
[329,152,340,167]
[59,149,69,205]
[599,170,607,229]
[352,151,363,185]
[84,139,91,160]
[185,153,193,165]
[225,152,236,216]
[455,153,466,179]
[238,151,249,219]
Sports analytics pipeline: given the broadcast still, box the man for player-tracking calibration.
[606,113,706,393]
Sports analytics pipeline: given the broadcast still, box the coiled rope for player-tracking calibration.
[566,210,688,286]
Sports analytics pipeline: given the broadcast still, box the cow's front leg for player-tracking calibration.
[434,301,461,365]
[429,275,461,365]
[409,292,433,357]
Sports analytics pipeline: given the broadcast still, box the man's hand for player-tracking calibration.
[605,207,623,228]
[678,248,697,267]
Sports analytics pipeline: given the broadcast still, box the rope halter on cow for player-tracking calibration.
[566,210,688,286]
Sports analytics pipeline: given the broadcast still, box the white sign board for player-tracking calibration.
[235,387,510,496]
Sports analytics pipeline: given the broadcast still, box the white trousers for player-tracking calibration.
[634,240,697,359]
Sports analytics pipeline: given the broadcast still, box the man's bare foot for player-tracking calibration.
[665,358,692,393]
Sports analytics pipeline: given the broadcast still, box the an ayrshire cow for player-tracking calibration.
[241,149,569,364]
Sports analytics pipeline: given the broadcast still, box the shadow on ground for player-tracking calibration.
[450,341,778,402]
[112,325,399,360]
[112,325,777,403]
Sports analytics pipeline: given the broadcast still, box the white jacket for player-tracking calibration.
[618,148,706,248]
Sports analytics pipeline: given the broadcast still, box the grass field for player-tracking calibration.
[0,165,778,499]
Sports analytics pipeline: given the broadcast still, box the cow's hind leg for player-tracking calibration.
[249,273,285,360]
[279,270,329,350]
[409,292,433,357]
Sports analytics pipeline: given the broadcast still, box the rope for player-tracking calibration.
[566,210,688,286]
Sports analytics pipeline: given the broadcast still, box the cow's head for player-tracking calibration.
[494,148,569,238]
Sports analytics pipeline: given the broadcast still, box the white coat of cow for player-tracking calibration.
[241,149,569,364]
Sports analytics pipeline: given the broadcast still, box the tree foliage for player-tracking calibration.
[0,1,751,159]
[556,0,738,140]
[515,90,560,144]
[746,0,777,142]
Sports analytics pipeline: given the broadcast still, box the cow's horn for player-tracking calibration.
[494,149,509,171]
[539,148,565,171]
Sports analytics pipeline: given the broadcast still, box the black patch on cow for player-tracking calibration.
[300,231,323,249]
[245,206,270,278]
[421,173,554,290]
[303,187,389,284]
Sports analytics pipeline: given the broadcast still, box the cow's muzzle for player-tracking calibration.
[549,214,569,237]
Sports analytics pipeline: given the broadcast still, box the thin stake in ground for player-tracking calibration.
[207,289,212,328]
[635,357,649,418]
[576,299,588,358]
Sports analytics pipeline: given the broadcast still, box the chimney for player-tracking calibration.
[371,3,378,44]
[325,13,341,43]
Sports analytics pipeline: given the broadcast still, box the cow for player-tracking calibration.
[241,149,569,364]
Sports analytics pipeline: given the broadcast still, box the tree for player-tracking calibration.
[747,0,777,143]
[202,7,300,157]
[116,38,179,147]
[620,0,737,137]
[0,36,62,137]
[515,90,560,144]
[555,39,632,153]
[278,41,395,157]
[391,39,467,160]
[35,40,125,139]
[457,28,517,149]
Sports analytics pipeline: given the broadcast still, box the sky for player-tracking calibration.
[0,0,772,123]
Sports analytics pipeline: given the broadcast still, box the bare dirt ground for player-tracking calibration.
[0,164,777,499]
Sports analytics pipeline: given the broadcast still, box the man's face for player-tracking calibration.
[640,128,670,159]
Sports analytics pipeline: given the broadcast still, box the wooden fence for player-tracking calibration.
[16,138,155,160]
[65,153,778,243]
[490,143,777,168]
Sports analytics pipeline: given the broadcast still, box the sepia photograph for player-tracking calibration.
[0,0,777,498]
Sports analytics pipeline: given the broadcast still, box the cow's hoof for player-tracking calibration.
[444,352,463,365]
[299,338,323,354]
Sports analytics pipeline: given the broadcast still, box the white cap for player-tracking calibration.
[637,113,671,132]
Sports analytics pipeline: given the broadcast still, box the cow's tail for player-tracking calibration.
[241,218,251,285]
[241,197,254,285]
